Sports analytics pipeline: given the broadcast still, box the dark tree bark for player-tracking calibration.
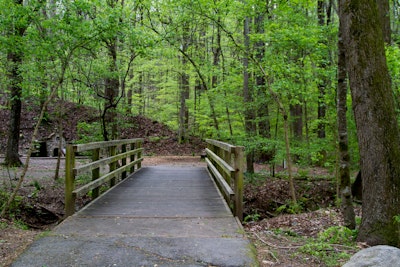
[317,0,327,139]
[341,0,400,245]
[254,12,271,139]
[290,103,303,141]
[337,14,355,229]
[103,38,120,141]
[178,23,190,144]
[5,51,23,167]
[376,0,391,44]
[243,16,256,173]
[101,0,124,141]
[4,0,27,167]
[178,60,190,143]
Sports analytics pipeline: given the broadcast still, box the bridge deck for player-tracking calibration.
[12,166,256,267]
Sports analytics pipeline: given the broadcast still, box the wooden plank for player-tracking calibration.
[73,158,143,197]
[109,146,117,187]
[205,139,235,153]
[233,146,244,222]
[205,158,234,201]
[74,148,143,176]
[205,148,235,175]
[65,144,76,216]
[92,148,100,199]
[74,139,143,153]
[121,144,127,180]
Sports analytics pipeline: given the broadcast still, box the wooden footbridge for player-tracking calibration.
[12,139,256,267]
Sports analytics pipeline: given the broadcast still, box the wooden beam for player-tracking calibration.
[205,158,234,201]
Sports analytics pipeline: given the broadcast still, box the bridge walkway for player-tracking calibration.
[12,165,256,267]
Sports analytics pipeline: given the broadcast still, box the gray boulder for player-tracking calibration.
[343,245,400,267]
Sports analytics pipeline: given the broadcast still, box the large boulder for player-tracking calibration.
[343,245,400,267]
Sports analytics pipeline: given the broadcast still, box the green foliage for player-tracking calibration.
[276,200,304,214]
[14,219,29,230]
[273,228,299,237]
[394,215,400,224]
[244,211,261,223]
[268,224,358,266]
[298,226,358,266]
[75,174,92,186]
[32,180,42,191]
[0,220,7,230]
[244,172,266,185]
[0,191,23,217]
[318,226,358,246]
[77,122,103,143]
[0,0,369,175]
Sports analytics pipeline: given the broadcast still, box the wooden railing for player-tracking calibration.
[205,139,244,221]
[65,138,144,217]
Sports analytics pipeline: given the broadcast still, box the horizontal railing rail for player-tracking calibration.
[65,138,144,217]
[205,139,244,221]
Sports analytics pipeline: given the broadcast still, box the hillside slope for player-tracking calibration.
[0,99,204,156]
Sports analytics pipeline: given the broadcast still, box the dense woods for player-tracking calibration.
[2,0,400,249]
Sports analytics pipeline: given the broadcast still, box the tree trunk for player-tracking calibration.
[103,38,120,141]
[341,0,400,245]
[243,16,255,173]
[254,13,271,139]
[178,23,190,144]
[4,0,26,167]
[337,15,355,229]
[5,52,23,167]
[290,103,303,141]
[178,68,190,143]
[376,0,391,44]
[317,0,327,139]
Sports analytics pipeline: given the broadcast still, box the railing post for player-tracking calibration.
[109,145,117,187]
[65,144,76,217]
[233,146,244,222]
[121,144,127,179]
[130,142,136,173]
[137,140,142,169]
[92,148,100,199]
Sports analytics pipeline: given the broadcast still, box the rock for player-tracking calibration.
[343,245,400,267]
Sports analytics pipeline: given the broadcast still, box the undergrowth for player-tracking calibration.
[297,226,358,266]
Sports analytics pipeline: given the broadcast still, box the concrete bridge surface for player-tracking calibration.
[12,166,256,267]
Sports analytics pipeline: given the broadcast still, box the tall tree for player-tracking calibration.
[337,9,355,229]
[317,0,327,139]
[102,0,122,141]
[254,3,271,140]
[178,23,190,143]
[4,0,30,167]
[243,16,256,173]
[341,0,400,245]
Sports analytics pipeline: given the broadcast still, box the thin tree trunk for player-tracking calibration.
[254,12,271,139]
[243,16,255,173]
[54,123,63,181]
[290,103,303,141]
[337,17,355,229]
[178,24,190,143]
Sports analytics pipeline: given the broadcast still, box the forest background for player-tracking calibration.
[2,0,400,265]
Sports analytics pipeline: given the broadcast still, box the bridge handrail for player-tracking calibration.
[65,138,144,217]
[205,139,244,221]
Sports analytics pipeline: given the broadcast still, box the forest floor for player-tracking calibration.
[0,156,363,267]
